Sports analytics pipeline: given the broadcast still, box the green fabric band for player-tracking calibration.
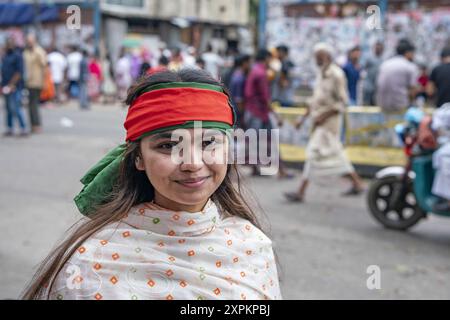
[137,121,232,140]
[140,82,225,94]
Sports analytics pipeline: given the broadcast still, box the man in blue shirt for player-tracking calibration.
[78,49,90,110]
[342,46,361,106]
[272,45,295,106]
[362,42,384,106]
[229,54,251,129]
[1,36,27,136]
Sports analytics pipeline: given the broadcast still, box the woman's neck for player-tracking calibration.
[153,192,209,213]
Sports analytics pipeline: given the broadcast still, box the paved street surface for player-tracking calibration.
[1,102,449,299]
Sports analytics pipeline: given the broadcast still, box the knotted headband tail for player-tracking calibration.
[74,144,126,216]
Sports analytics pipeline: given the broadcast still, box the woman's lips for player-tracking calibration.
[175,176,210,188]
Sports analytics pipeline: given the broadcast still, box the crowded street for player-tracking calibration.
[1,0,450,302]
[1,102,449,299]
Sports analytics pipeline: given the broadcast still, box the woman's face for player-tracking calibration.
[137,128,228,212]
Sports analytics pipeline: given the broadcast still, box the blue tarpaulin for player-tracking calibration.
[0,3,59,26]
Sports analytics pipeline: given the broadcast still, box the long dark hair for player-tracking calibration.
[22,69,274,300]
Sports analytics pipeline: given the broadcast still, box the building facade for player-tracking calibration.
[101,0,252,62]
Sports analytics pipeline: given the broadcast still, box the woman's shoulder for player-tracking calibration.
[49,220,144,300]
[220,214,273,245]
[56,220,126,263]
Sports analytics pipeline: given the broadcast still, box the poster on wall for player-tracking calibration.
[266,4,450,88]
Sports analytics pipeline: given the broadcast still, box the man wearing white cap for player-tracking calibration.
[285,43,364,202]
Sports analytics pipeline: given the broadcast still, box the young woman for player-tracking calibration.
[22,69,282,300]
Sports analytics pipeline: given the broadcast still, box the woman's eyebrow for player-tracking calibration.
[149,132,176,141]
[149,130,225,141]
[203,131,225,138]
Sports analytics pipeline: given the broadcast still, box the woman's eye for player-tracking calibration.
[202,136,222,148]
[157,141,179,150]
[202,140,215,148]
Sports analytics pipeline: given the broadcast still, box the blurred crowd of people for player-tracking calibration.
[2,34,46,136]
[340,40,450,111]
[1,34,104,136]
[2,31,450,144]
[3,30,450,205]
[0,34,297,141]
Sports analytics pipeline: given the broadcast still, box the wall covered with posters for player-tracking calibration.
[266,0,450,88]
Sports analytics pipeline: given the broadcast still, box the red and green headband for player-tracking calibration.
[74,82,235,216]
[124,82,235,141]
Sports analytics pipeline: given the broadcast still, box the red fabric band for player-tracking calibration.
[124,87,234,141]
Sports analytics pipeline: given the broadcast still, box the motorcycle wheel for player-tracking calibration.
[367,175,426,230]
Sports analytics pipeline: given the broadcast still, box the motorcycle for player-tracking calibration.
[367,107,450,230]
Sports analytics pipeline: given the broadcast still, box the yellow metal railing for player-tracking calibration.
[272,104,432,167]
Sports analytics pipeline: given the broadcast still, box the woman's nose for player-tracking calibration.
[179,144,204,171]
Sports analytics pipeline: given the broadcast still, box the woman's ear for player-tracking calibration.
[135,155,145,171]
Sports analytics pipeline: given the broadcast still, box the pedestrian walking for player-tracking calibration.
[201,43,224,79]
[1,36,27,137]
[427,46,450,108]
[362,42,384,106]
[23,33,47,133]
[78,49,90,110]
[47,47,67,103]
[342,46,361,106]
[229,54,251,129]
[116,48,132,101]
[285,43,364,202]
[272,45,295,107]
[244,49,291,178]
[88,53,102,102]
[39,61,55,104]
[147,55,169,76]
[168,47,183,72]
[100,53,117,104]
[376,39,419,146]
[66,45,82,98]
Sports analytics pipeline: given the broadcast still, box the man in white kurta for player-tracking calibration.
[285,43,364,202]
[304,60,355,178]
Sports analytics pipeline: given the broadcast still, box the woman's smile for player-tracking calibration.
[174,175,211,188]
